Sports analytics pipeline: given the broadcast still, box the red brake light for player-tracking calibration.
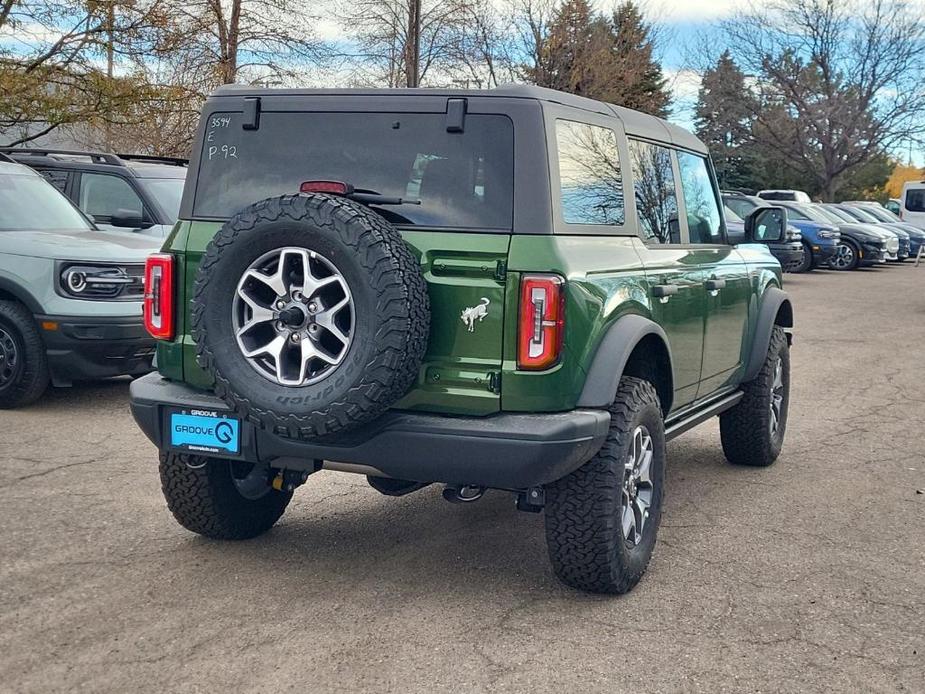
[143,253,174,340]
[518,274,565,370]
[299,180,354,195]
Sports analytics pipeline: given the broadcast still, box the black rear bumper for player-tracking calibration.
[129,374,611,489]
[38,314,155,385]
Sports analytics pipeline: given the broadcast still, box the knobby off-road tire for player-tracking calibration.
[545,377,666,594]
[159,452,292,539]
[720,326,790,467]
[191,194,429,440]
[0,300,49,408]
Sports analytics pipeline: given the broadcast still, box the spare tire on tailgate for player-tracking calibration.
[190,193,429,440]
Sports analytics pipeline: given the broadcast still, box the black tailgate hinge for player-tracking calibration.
[494,259,507,283]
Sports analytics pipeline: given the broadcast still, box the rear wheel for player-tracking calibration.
[544,377,665,594]
[0,300,49,408]
[830,240,859,270]
[159,452,292,539]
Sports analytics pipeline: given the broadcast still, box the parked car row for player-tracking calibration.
[723,190,923,271]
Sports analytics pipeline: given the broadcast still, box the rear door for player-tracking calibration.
[627,139,706,409]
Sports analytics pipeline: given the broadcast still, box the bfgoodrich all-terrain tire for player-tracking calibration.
[0,300,49,408]
[545,377,666,594]
[720,326,790,467]
[159,452,292,539]
[191,194,429,440]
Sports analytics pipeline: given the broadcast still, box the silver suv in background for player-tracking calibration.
[0,156,160,407]
[0,148,187,239]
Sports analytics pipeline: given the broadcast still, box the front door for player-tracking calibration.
[674,151,751,397]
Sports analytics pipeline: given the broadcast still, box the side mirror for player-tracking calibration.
[108,209,152,229]
[745,206,788,243]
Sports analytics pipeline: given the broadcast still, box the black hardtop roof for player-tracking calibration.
[209,83,706,154]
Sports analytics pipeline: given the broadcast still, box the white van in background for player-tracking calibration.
[758,189,812,203]
[900,181,925,230]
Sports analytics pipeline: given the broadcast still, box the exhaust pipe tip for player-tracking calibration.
[442,485,485,504]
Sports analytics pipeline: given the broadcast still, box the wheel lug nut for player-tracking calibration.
[290,333,301,342]
[276,300,286,309]
[308,302,318,313]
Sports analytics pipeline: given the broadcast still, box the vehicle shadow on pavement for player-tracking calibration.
[159,437,751,598]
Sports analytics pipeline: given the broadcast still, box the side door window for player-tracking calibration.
[628,140,679,244]
[555,119,624,226]
[78,172,144,223]
[677,152,724,244]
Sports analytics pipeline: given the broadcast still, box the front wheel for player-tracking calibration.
[794,242,813,273]
[544,377,665,594]
[159,452,292,539]
[0,300,49,408]
[720,326,790,467]
[830,240,859,270]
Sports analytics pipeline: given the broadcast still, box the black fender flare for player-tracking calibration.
[0,276,43,313]
[743,287,793,383]
[577,314,674,408]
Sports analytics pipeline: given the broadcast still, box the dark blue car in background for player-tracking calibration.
[724,192,839,272]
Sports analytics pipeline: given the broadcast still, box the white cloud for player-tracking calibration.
[631,0,746,22]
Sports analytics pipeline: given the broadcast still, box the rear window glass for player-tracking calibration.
[194,112,514,229]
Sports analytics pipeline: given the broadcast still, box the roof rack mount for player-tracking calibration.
[0,147,123,166]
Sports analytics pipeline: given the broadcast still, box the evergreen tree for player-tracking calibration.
[694,51,756,190]
[605,2,670,117]
[528,0,671,117]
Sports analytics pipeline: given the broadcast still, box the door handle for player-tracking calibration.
[704,278,726,292]
[652,284,679,303]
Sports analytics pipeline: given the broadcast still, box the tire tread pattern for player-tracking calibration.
[720,326,789,467]
[159,451,292,539]
[545,377,664,594]
[190,194,429,440]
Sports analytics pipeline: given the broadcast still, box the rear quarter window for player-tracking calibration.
[193,112,514,229]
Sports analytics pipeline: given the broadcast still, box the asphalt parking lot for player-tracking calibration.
[1,263,923,693]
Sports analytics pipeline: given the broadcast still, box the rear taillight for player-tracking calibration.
[143,253,174,340]
[518,274,565,370]
[300,180,353,195]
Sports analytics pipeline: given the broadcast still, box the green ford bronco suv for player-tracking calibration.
[131,85,793,594]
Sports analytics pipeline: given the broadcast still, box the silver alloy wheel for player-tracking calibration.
[233,247,354,386]
[621,425,654,547]
[0,325,18,387]
[832,243,855,269]
[769,357,784,436]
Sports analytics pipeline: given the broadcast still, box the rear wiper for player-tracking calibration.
[299,181,420,206]
[350,188,421,206]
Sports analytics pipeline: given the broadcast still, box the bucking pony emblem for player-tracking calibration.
[461,298,490,332]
